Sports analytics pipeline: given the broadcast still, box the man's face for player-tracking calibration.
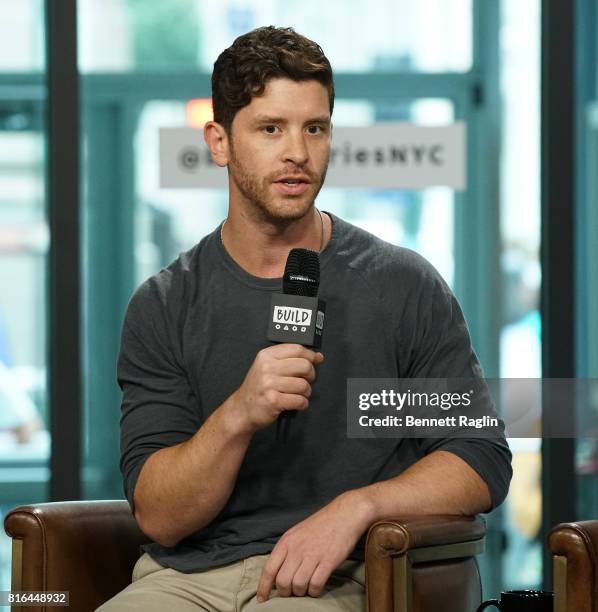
[226,78,332,223]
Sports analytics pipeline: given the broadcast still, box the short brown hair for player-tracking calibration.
[211,26,334,133]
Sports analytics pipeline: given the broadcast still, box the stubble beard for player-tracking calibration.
[228,147,329,227]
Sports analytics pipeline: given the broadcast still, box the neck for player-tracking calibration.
[221,207,329,278]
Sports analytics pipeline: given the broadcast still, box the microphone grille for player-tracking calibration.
[283,248,320,297]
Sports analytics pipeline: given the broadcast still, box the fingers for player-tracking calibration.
[263,343,324,364]
[275,392,309,412]
[240,345,324,430]
[258,344,323,383]
[257,556,330,602]
[307,562,332,598]
[271,556,302,598]
[290,558,319,597]
[276,376,312,398]
[275,358,317,382]
[257,546,287,603]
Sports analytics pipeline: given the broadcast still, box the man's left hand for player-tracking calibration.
[256,490,372,602]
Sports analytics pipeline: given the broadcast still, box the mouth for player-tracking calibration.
[272,176,311,196]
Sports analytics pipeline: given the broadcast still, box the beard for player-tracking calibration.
[227,145,329,226]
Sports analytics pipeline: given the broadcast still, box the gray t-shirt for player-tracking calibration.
[118,212,512,572]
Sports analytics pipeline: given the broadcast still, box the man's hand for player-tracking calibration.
[256,491,373,602]
[230,343,324,434]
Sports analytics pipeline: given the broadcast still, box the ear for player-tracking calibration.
[204,121,230,167]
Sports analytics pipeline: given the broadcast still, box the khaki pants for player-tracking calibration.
[96,552,366,611]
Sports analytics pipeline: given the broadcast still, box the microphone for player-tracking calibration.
[267,248,325,348]
[267,248,326,440]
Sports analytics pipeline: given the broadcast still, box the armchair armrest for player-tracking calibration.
[548,520,598,612]
[4,503,486,612]
[365,515,486,612]
[4,500,149,612]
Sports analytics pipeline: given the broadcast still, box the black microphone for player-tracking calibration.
[267,248,326,440]
[283,248,320,298]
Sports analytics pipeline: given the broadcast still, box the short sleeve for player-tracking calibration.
[117,278,201,513]
[403,257,513,511]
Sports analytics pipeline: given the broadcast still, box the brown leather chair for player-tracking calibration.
[5,501,486,612]
[548,520,598,612]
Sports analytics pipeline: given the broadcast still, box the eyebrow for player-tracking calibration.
[252,114,331,126]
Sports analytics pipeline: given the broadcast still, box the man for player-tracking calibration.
[98,26,511,611]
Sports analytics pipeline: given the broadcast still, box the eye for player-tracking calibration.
[262,125,279,134]
[307,125,326,135]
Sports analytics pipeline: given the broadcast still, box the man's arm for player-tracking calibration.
[133,394,252,547]
[256,449,490,602]
[131,344,324,547]
[353,449,491,520]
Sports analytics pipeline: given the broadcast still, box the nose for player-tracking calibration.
[283,130,309,166]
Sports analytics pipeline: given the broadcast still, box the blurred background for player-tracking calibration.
[0,0,596,599]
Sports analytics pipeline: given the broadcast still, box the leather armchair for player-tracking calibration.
[548,520,598,612]
[5,501,486,612]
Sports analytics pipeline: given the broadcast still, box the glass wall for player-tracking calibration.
[78,0,472,74]
[576,0,598,521]
[499,0,542,590]
[0,0,48,591]
[0,0,549,597]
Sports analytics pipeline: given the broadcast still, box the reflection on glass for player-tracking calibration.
[577,435,598,520]
[0,128,49,590]
[79,0,471,73]
[0,4,48,590]
[499,0,542,591]
[0,0,44,71]
[577,101,598,519]
[133,98,455,289]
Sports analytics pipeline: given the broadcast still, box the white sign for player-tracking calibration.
[273,305,312,326]
[160,123,466,190]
